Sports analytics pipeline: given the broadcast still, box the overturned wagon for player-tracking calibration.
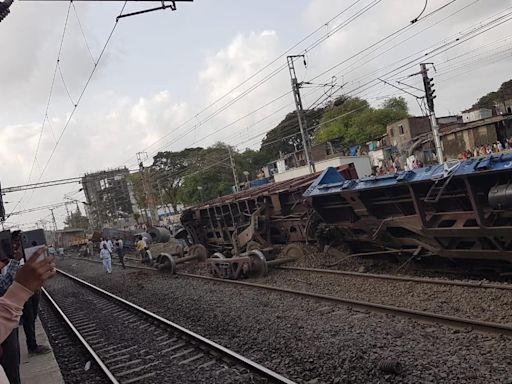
[305,155,512,266]
[181,164,358,278]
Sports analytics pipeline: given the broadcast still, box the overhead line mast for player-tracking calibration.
[287,55,315,174]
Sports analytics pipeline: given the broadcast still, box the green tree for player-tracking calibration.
[235,148,273,181]
[64,208,89,229]
[178,143,236,204]
[260,108,324,159]
[313,97,370,144]
[350,108,408,143]
[314,96,408,146]
[151,147,203,212]
[381,96,408,113]
[128,172,147,214]
[472,79,512,109]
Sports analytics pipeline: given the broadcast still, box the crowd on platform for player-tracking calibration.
[457,138,512,160]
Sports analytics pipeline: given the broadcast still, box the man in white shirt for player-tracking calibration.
[99,244,112,274]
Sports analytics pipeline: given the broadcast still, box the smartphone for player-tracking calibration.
[21,229,47,262]
[0,230,12,261]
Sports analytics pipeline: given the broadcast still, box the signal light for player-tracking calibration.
[423,75,436,112]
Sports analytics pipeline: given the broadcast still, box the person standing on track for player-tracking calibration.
[115,238,126,269]
[106,238,114,253]
[136,236,147,264]
[99,243,112,274]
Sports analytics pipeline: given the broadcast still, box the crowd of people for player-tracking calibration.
[375,157,405,175]
[373,137,512,176]
[0,231,56,383]
[96,235,152,275]
[457,138,512,160]
[98,237,126,274]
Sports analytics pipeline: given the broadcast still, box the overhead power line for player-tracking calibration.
[122,0,386,165]
[36,1,129,182]
[7,2,73,219]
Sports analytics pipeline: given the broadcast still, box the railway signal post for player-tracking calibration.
[420,63,444,164]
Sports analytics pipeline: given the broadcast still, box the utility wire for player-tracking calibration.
[129,0,369,158]
[72,1,96,65]
[122,0,385,164]
[130,1,502,185]
[37,1,128,182]
[7,2,72,219]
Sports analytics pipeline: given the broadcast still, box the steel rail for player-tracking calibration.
[41,287,119,384]
[66,257,512,336]
[69,256,156,271]
[176,272,512,338]
[55,268,296,384]
[277,266,512,291]
[72,255,512,291]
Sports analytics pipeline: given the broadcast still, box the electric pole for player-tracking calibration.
[49,208,58,246]
[64,203,71,227]
[49,208,58,232]
[137,152,152,225]
[419,63,444,164]
[287,55,315,174]
[228,147,240,192]
[0,181,5,225]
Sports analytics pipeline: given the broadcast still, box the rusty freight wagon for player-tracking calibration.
[180,164,358,277]
[304,155,512,267]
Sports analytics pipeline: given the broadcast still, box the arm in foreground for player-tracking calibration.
[0,249,55,343]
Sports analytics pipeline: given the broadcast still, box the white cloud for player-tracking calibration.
[196,30,290,130]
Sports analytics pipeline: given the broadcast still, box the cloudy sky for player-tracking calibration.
[1,0,511,228]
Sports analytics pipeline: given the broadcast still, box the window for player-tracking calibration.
[389,128,394,137]
[398,124,404,135]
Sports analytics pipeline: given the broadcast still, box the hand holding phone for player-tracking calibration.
[15,251,56,292]
[21,229,48,262]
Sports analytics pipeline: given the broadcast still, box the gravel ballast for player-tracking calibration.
[54,257,512,383]
[250,268,512,324]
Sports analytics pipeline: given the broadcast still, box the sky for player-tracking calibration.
[1,0,511,229]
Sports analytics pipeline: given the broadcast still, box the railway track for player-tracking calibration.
[42,269,295,384]
[277,266,512,291]
[66,256,512,337]
[71,255,512,291]
[176,272,512,337]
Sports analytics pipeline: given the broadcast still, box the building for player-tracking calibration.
[273,155,372,182]
[82,168,137,229]
[495,99,512,115]
[462,108,493,123]
[269,143,372,183]
[387,117,431,149]
[440,114,512,157]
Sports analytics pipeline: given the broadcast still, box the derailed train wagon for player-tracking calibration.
[181,164,358,277]
[304,155,512,266]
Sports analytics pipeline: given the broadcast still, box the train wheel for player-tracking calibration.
[188,244,209,262]
[155,253,176,274]
[248,250,268,277]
